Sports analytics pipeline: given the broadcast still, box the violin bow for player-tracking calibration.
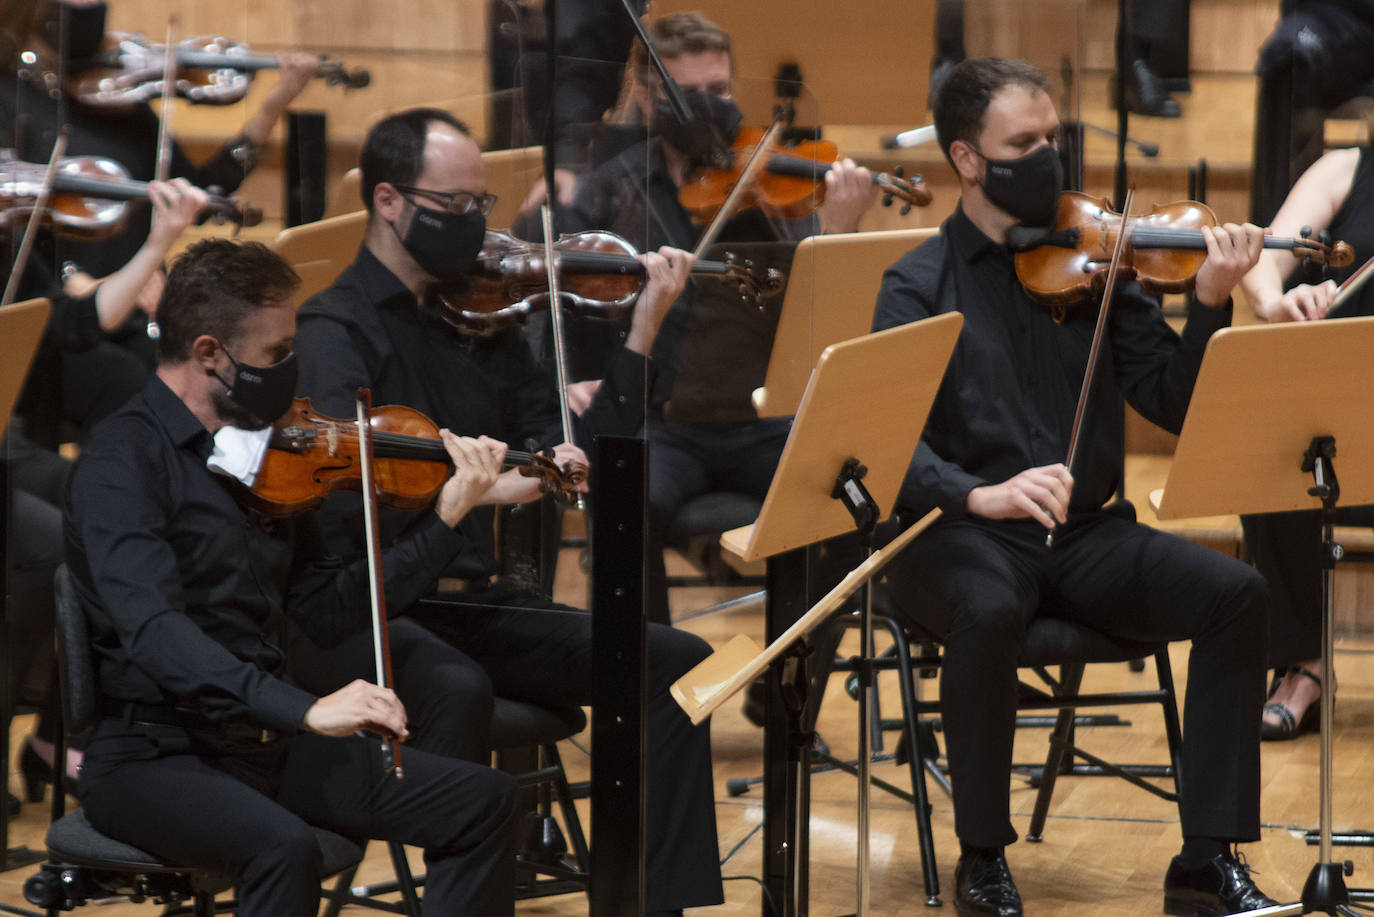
[143,15,179,342]
[1047,187,1135,549]
[2,131,67,307]
[692,119,783,261]
[356,388,404,778]
[1329,251,1374,316]
[539,205,589,514]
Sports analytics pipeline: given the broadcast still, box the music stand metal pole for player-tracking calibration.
[1233,436,1356,917]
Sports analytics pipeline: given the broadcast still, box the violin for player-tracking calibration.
[241,398,587,518]
[434,228,785,335]
[677,127,934,224]
[0,151,261,238]
[62,33,370,108]
[1013,191,1355,320]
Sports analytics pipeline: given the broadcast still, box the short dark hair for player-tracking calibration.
[933,58,1052,166]
[629,11,732,86]
[156,239,299,364]
[359,107,471,213]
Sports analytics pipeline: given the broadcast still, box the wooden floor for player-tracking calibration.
[6,552,1374,915]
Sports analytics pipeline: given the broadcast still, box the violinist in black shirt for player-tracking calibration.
[290,107,722,917]
[65,238,518,916]
[872,58,1274,917]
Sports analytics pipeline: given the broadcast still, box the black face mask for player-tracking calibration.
[394,201,486,284]
[651,91,742,169]
[212,347,298,429]
[40,1,108,65]
[975,143,1064,226]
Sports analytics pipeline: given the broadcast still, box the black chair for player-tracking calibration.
[664,492,764,589]
[828,602,1183,907]
[320,697,590,914]
[24,566,364,916]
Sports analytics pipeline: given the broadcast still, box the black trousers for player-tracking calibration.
[1242,505,1374,669]
[288,583,724,913]
[4,430,71,743]
[879,513,1267,848]
[644,415,791,626]
[79,720,518,917]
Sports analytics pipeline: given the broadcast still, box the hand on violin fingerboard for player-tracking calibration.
[818,158,880,235]
[1193,222,1267,308]
[303,679,409,741]
[434,432,507,526]
[626,247,695,354]
[966,464,1074,531]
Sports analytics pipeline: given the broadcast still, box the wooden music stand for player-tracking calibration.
[674,311,961,917]
[1154,316,1374,916]
[754,228,937,419]
[1,298,54,877]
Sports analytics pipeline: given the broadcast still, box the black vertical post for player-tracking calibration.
[762,547,815,916]
[285,111,328,227]
[590,434,647,915]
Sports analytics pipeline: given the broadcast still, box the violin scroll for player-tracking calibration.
[318,58,371,91]
[877,165,933,216]
[719,252,785,304]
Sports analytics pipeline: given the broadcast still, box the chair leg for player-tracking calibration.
[546,743,591,879]
[385,841,422,917]
[320,859,361,917]
[1025,662,1086,842]
[888,620,942,907]
[1153,649,1184,794]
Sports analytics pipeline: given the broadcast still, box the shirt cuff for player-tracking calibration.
[255,678,319,734]
[1181,295,1232,350]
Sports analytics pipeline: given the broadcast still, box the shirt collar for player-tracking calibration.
[947,203,1006,264]
[145,375,214,459]
[353,243,420,313]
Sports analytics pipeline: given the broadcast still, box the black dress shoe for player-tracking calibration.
[1164,851,1278,916]
[1124,59,1182,118]
[6,792,19,817]
[955,848,1023,916]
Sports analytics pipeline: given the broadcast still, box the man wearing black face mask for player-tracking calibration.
[872,58,1275,917]
[513,10,882,629]
[292,108,723,917]
[65,238,521,916]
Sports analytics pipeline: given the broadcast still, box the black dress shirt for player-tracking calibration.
[64,377,468,731]
[294,245,647,579]
[872,205,1230,520]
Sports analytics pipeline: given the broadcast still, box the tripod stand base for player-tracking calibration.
[1232,861,1358,916]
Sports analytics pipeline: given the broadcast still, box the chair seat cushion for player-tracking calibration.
[666,493,762,543]
[1020,617,1159,668]
[490,697,586,749]
[48,809,362,879]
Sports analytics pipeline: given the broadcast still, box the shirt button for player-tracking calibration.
[617,394,627,404]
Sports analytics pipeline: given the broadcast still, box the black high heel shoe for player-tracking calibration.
[1261,667,1324,741]
[19,740,55,803]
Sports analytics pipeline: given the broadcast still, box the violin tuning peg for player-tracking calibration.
[1300,225,1313,240]
[901,203,912,216]
[882,193,894,208]
[894,165,905,178]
